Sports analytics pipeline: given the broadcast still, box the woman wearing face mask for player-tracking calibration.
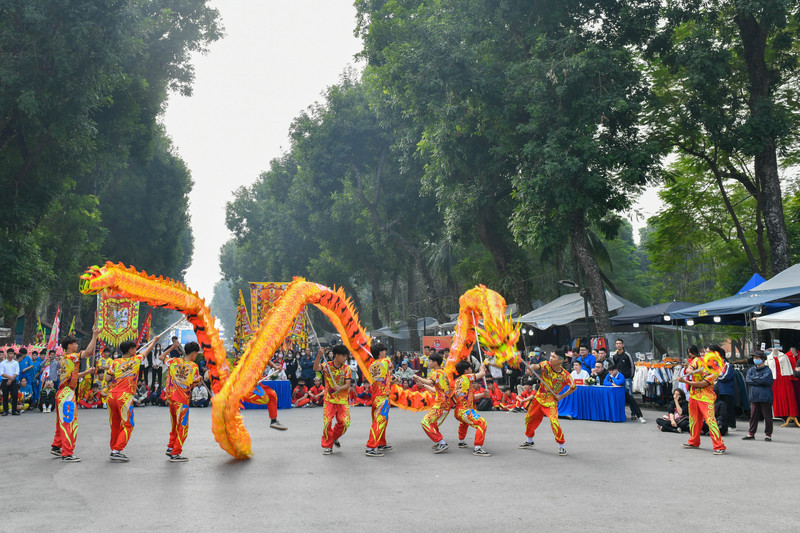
[743,351,775,441]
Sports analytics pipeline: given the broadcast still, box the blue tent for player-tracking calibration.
[609,301,697,326]
[738,273,766,293]
[670,286,800,322]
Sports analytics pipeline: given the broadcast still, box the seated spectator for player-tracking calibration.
[498,387,517,411]
[149,382,166,406]
[191,382,210,407]
[604,364,647,424]
[78,383,103,409]
[656,389,689,433]
[292,379,310,407]
[394,359,417,381]
[18,377,33,411]
[517,374,536,395]
[515,384,534,412]
[355,382,371,406]
[488,379,503,407]
[570,361,590,382]
[596,348,610,369]
[39,379,56,413]
[308,377,325,407]
[348,382,358,406]
[589,362,608,386]
[133,382,149,406]
[474,381,493,411]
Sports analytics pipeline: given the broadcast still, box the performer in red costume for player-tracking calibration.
[103,335,160,462]
[412,353,452,453]
[679,346,726,455]
[51,326,100,462]
[160,341,200,462]
[315,345,352,455]
[241,357,288,431]
[518,351,575,456]
[365,342,393,457]
[453,359,491,457]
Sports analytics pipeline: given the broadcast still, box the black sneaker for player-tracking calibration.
[518,441,535,449]
[473,447,491,457]
[681,443,699,449]
[322,448,332,455]
[50,446,62,456]
[333,440,341,448]
[377,444,392,451]
[457,442,468,449]
[110,452,129,462]
[434,442,449,454]
[165,448,173,456]
[742,435,755,440]
[11,411,20,416]
[558,447,567,456]
[61,455,81,463]
[269,419,287,431]
[364,449,384,457]
[169,454,188,462]
[713,449,727,455]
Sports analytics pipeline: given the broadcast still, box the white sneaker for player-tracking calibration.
[638,417,647,424]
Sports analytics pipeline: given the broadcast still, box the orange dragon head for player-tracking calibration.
[476,314,521,368]
[79,264,113,295]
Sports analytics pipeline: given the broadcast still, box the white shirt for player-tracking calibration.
[0,359,20,379]
[571,369,590,380]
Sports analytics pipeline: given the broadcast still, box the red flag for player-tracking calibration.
[47,306,61,351]
[136,310,152,347]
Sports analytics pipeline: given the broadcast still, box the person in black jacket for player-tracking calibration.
[743,353,774,441]
[612,339,635,394]
[657,389,689,433]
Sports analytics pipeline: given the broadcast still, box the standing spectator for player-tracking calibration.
[742,352,774,441]
[44,349,59,389]
[39,379,56,412]
[31,351,44,404]
[191,382,210,407]
[612,339,635,394]
[717,359,737,430]
[420,346,430,378]
[300,349,316,384]
[573,346,596,375]
[1,348,20,415]
[347,355,360,386]
[285,352,299,390]
[17,348,34,392]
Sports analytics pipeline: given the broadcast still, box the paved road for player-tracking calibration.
[4,403,799,532]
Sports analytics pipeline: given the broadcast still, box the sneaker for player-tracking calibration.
[50,446,62,456]
[333,440,341,448]
[165,448,173,456]
[322,448,332,455]
[742,435,755,440]
[765,436,772,442]
[713,449,727,455]
[681,443,699,449]
[364,449,384,457]
[11,411,20,415]
[473,447,491,457]
[109,452,129,462]
[638,417,647,424]
[269,419,287,431]
[169,454,188,462]
[676,427,683,433]
[457,442,468,449]
[518,441,535,449]
[61,455,81,462]
[558,447,567,456]
[377,444,392,451]
[434,442,449,454]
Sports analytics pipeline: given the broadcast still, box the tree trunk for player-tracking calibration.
[364,265,384,329]
[406,262,421,350]
[474,211,533,314]
[736,11,792,274]
[23,305,37,344]
[569,216,611,335]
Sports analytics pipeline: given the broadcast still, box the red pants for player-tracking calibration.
[366,396,390,448]
[52,387,77,456]
[321,401,351,448]
[455,408,486,446]
[107,392,135,451]
[294,398,310,407]
[525,400,564,444]
[421,406,450,443]
[78,399,101,409]
[244,385,278,419]
[168,401,190,455]
[688,398,725,450]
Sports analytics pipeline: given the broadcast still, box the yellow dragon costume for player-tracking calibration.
[80,262,520,459]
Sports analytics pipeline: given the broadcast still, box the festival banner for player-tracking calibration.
[35,317,45,345]
[136,310,152,347]
[97,294,139,345]
[234,290,253,356]
[249,281,309,349]
[47,306,61,351]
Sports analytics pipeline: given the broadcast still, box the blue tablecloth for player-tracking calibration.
[242,380,291,410]
[558,385,626,422]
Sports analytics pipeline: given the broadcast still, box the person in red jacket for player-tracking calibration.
[292,379,310,407]
[499,388,517,411]
[514,384,534,412]
[355,383,371,406]
[308,376,325,407]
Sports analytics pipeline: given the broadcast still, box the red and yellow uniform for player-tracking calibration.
[164,357,199,455]
[309,385,325,406]
[499,391,517,411]
[106,354,144,452]
[421,368,452,443]
[242,379,280,419]
[366,357,392,449]
[515,389,534,409]
[453,373,487,446]
[52,353,80,457]
[687,357,725,451]
[321,362,352,448]
[292,385,310,407]
[525,362,573,444]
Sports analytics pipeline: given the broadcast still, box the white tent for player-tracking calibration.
[749,264,800,291]
[515,290,640,330]
[756,306,800,331]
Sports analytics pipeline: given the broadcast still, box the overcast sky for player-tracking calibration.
[163,0,660,302]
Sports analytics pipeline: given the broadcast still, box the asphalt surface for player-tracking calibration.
[3,402,799,532]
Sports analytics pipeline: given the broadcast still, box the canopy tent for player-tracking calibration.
[670,286,800,322]
[515,290,640,330]
[738,273,766,293]
[756,306,800,331]
[750,264,800,291]
[370,317,439,340]
[609,301,697,326]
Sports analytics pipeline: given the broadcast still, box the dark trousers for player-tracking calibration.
[150,367,162,389]
[748,401,773,437]
[719,393,737,428]
[2,379,20,413]
[626,391,643,418]
[656,417,689,432]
